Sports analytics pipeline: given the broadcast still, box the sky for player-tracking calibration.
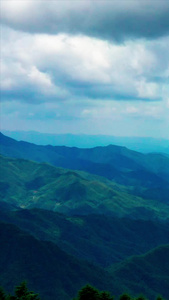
[0,0,169,138]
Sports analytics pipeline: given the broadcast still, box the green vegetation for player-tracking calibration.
[0,286,6,300]
[108,245,169,299]
[0,282,40,299]
[0,133,169,300]
[1,132,169,205]
[0,222,168,300]
[1,208,169,267]
[0,222,121,300]
[73,285,165,300]
[0,155,169,220]
[0,283,166,300]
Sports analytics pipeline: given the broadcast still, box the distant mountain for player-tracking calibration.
[1,155,169,219]
[108,244,169,299]
[0,133,169,204]
[1,132,169,177]
[2,130,169,154]
[1,207,169,268]
[0,222,121,300]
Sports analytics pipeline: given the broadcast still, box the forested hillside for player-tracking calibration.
[0,222,168,299]
[0,222,119,300]
[0,154,169,219]
[0,134,169,300]
[1,133,169,204]
[0,207,169,267]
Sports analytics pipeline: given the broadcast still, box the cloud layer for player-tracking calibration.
[0,1,169,137]
[1,0,169,41]
[1,26,168,104]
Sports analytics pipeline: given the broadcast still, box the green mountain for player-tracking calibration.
[1,132,169,203]
[108,244,169,299]
[1,155,169,219]
[1,207,169,268]
[1,133,169,300]
[0,222,123,300]
[0,222,168,300]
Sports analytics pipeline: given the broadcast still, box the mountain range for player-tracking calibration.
[2,130,169,154]
[0,132,169,206]
[0,154,169,220]
[0,132,169,299]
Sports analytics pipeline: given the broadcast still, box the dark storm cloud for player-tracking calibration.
[1,0,169,41]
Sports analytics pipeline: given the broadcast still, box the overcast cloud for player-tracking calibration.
[0,0,169,137]
[1,0,169,40]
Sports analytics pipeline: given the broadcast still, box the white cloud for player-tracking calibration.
[82,105,117,119]
[1,26,168,104]
[1,1,169,137]
[126,106,139,114]
[166,99,169,108]
[124,103,164,120]
[27,66,55,94]
[136,80,160,100]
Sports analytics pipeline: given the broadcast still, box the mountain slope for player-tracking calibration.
[1,155,169,219]
[1,132,169,203]
[108,245,169,299]
[1,207,169,268]
[1,132,169,180]
[0,222,168,300]
[0,222,122,300]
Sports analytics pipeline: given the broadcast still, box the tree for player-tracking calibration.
[15,282,28,299]
[75,284,100,300]
[14,282,40,300]
[119,294,132,300]
[0,286,6,300]
[100,291,114,299]
[0,283,40,300]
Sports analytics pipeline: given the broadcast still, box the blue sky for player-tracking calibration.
[0,0,169,138]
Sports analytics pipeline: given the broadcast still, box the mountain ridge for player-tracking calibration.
[2,130,169,154]
[1,133,169,198]
[1,154,169,220]
[0,207,169,267]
